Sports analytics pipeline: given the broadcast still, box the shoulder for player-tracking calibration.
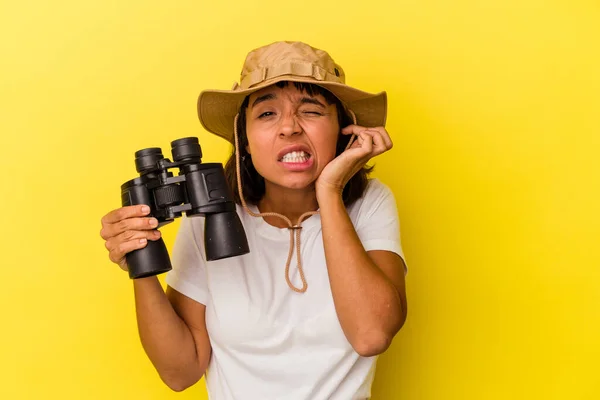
[347,178,397,222]
[350,178,395,209]
[364,178,394,199]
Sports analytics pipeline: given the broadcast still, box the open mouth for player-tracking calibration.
[279,150,311,163]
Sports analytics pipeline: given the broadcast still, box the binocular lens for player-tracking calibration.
[135,148,164,174]
[172,137,202,162]
[205,211,250,261]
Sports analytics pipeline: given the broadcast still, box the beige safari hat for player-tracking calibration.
[197,41,387,143]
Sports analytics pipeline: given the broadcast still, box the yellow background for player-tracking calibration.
[1,0,599,399]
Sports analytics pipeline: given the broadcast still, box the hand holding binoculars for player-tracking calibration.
[120,137,250,279]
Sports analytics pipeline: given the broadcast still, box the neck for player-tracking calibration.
[257,184,319,228]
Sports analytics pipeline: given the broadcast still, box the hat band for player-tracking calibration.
[240,62,344,89]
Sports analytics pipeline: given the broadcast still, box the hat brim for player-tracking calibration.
[197,75,387,144]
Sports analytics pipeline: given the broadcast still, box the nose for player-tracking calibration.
[279,112,302,138]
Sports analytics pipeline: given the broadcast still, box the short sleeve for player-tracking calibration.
[165,215,209,305]
[354,179,407,272]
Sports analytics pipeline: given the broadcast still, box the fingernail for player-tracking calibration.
[154,230,161,237]
[149,218,158,227]
[141,206,150,214]
[139,238,147,244]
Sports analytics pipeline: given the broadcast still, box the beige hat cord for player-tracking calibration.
[232,110,358,293]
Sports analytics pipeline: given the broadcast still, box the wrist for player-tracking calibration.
[316,185,344,209]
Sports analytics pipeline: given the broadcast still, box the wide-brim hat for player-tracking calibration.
[197,41,387,143]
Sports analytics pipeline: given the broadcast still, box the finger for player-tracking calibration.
[105,229,161,251]
[101,205,151,226]
[345,125,393,150]
[363,129,394,156]
[341,124,368,136]
[148,229,162,241]
[370,127,393,149]
[364,129,386,153]
[101,216,159,240]
[354,131,375,154]
[108,238,149,268]
[349,131,367,149]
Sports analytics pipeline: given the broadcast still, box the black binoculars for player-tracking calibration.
[120,137,250,279]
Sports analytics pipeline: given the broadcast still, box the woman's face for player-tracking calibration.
[245,83,340,191]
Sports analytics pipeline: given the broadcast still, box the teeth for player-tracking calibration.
[281,150,310,163]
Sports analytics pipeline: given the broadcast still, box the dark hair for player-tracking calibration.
[224,81,373,207]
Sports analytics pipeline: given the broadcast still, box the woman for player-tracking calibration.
[100,41,408,399]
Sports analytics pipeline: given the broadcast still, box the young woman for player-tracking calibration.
[100,41,408,399]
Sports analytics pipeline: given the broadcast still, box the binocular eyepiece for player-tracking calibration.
[120,137,250,279]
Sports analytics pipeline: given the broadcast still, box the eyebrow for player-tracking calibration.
[250,94,327,108]
[299,97,326,108]
[251,93,276,108]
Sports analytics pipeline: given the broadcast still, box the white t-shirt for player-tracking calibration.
[165,178,406,400]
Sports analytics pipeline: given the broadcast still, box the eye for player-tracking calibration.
[258,111,275,119]
[301,110,323,116]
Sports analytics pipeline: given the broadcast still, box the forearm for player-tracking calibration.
[133,277,204,389]
[318,191,404,356]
